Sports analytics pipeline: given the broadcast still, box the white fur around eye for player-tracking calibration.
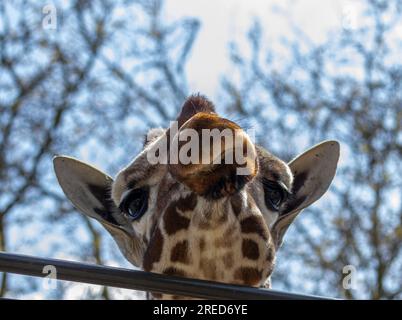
[131,184,158,240]
[254,180,279,228]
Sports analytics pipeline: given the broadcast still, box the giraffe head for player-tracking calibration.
[54,95,339,298]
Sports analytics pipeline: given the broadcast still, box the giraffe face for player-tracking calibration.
[54,95,340,298]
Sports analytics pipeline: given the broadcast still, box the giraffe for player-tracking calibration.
[53,94,339,299]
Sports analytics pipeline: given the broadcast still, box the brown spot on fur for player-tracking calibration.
[163,267,186,277]
[171,240,190,264]
[199,259,217,280]
[163,198,191,235]
[176,193,198,211]
[214,237,231,248]
[214,226,237,248]
[242,239,260,260]
[234,267,262,286]
[230,194,243,216]
[156,178,179,215]
[143,228,164,271]
[199,238,206,251]
[240,216,269,241]
[222,252,234,268]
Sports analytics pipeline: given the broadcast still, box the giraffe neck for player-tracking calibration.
[143,193,275,299]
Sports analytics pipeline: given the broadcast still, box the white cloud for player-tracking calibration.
[164,0,344,98]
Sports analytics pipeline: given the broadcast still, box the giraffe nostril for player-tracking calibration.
[204,171,252,200]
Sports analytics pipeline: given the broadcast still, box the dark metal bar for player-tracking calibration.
[0,252,333,300]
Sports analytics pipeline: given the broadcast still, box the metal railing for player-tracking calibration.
[0,251,334,300]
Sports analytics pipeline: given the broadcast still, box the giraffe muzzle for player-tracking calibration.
[168,112,258,199]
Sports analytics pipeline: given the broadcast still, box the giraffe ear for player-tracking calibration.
[53,156,144,267]
[53,156,117,224]
[271,140,340,249]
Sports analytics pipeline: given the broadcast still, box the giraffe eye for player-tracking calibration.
[263,180,286,211]
[120,188,149,220]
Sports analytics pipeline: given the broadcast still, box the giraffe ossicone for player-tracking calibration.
[54,94,340,299]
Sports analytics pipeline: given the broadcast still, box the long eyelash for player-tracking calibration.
[262,179,286,192]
